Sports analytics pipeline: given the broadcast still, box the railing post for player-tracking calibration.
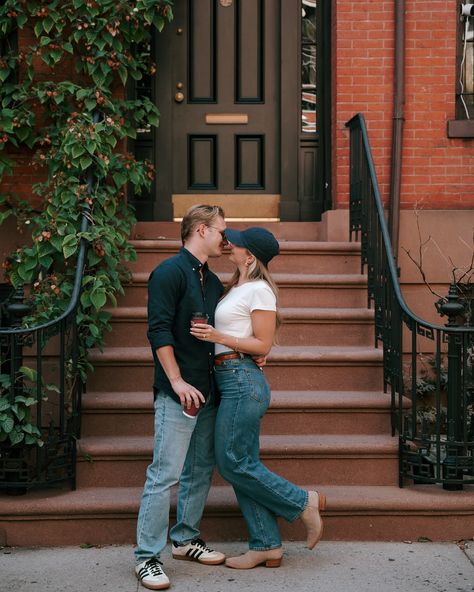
[6,286,31,396]
[439,283,465,490]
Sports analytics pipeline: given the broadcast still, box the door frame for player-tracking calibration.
[133,0,331,221]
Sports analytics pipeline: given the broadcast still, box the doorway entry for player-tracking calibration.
[130,0,331,221]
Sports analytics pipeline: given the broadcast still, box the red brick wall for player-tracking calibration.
[3,5,474,213]
[334,0,474,210]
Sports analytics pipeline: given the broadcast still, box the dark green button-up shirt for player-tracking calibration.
[147,247,224,404]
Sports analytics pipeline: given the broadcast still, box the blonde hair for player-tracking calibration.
[181,204,225,244]
[224,257,281,342]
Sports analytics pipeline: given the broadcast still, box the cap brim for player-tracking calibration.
[224,228,247,248]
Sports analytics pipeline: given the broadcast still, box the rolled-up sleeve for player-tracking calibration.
[147,263,182,351]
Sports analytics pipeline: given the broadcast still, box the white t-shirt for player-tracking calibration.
[214,280,277,355]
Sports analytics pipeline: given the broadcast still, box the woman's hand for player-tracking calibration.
[190,322,220,343]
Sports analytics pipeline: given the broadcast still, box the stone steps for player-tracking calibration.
[127,240,363,274]
[8,226,472,548]
[132,221,323,242]
[118,272,369,308]
[75,433,399,488]
[87,345,384,392]
[2,484,473,547]
[81,390,397,437]
[105,306,375,347]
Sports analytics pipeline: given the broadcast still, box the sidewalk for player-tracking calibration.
[1,541,473,592]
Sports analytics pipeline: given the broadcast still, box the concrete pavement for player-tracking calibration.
[1,541,474,592]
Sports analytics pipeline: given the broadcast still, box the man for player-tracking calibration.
[135,205,227,590]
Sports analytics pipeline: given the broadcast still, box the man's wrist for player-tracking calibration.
[169,376,182,382]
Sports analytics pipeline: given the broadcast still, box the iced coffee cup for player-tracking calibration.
[185,312,208,418]
[191,311,209,326]
[183,400,201,419]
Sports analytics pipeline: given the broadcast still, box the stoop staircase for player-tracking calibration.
[1,221,473,546]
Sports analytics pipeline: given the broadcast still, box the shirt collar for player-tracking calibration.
[180,247,209,273]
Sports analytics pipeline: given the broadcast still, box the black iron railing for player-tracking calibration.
[0,146,95,493]
[346,113,474,488]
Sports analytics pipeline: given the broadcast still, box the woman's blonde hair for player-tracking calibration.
[181,204,225,244]
[224,256,281,342]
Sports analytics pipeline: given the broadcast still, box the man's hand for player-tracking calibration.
[170,377,206,409]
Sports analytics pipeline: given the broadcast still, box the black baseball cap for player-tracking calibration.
[224,227,280,266]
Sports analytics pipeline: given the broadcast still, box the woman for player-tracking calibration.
[190,227,325,570]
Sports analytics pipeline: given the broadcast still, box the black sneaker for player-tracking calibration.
[135,558,170,590]
[172,538,226,565]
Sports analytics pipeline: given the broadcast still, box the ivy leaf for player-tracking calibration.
[38,254,53,269]
[80,156,93,170]
[113,172,127,188]
[9,428,24,445]
[34,21,43,37]
[2,416,14,433]
[0,69,10,83]
[0,210,12,225]
[17,263,34,282]
[85,98,96,111]
[19,366,38,382]
[118,66,128,86]
[62,234,79,259]
[90,289,107,310]
[39,36,52,47]
[0,398,11,412]
[45,383,60,394]
[9,270,21,289]
[148,112,160,127]
[72,144,85,159]
[43,18,55,34]
[154,16,165,32]
[17,14,28,28]
[50,236,63,252]
[13,406,26,422]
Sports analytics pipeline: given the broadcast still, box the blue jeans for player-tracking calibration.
[134,392,217,563]
[214,357,308,551]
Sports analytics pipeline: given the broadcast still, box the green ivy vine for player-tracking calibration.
[0,1,173,440]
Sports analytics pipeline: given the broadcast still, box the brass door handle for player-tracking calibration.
[175,92,185,103]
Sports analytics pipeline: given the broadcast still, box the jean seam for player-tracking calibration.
[174,422,198,546]
[251,498,269,548]
[136,398,166,558]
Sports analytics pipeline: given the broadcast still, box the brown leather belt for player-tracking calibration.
[214,352,241,365]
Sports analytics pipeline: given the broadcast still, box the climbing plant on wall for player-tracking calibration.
[0,1,173,374]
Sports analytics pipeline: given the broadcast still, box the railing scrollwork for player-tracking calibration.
[346,113,474,488]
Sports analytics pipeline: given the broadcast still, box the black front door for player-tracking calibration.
[130,0,331,222]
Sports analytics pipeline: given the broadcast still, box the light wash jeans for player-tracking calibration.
[134,392,217,563]
[214,356,308,551]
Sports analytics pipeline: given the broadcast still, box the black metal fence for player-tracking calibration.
[346,113,474,488]
[0,180,92,495]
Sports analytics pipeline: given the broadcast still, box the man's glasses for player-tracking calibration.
[204,225,228,244]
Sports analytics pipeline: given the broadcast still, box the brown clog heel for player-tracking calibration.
[301,490,326,550]
[225,549,283,569]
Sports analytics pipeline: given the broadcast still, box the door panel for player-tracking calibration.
[171,0,279,198]
[139,0,330,221]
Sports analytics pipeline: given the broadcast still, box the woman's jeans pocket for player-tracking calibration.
[214,360,270,413]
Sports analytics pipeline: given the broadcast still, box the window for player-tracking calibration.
[457,5,474,119]
[128,41,156,220]
[449,4,474,136]
[301,0,317,135]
